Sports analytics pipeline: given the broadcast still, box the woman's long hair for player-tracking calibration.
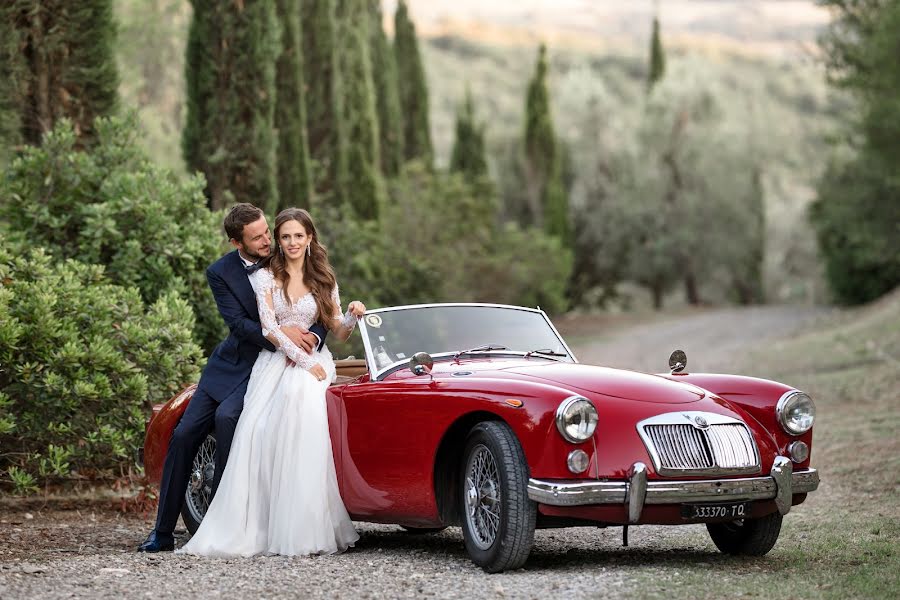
[266,208,339,330]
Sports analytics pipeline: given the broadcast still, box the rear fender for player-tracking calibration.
[143,384,197,483]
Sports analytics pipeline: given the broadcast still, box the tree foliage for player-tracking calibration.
[449,89,488,181]
[368,0,404,176]
[0,116,227,351]
[523,44,569,244]
[0,242,204,492]
[811,0,900,304]
[647,16,666,91]
[302,0,345,200]
[181,0,280,211]
[274,0,313,211]
[0,0,119,148]
[335,0,384,220]
[394,0,433,166]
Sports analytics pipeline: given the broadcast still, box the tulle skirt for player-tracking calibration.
[177,348,359,557]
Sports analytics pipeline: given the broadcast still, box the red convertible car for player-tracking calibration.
[142,303,819,572]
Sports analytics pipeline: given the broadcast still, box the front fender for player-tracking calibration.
[143,384,196,483]
[659,373,814,469]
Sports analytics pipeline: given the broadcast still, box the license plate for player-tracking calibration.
[681,502,749,521]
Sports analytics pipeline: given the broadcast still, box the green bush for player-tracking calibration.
[0,242,204,492]
[0,115,227,351]
[810,157,900,305]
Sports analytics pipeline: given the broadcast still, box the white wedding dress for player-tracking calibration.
[178,268,359,557]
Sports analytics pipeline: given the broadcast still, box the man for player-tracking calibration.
[138,203,327,552]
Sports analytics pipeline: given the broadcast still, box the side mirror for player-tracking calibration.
[409,352,434,377]
[668,349,687,374]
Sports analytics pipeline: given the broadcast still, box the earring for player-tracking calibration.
[307,244,311,257]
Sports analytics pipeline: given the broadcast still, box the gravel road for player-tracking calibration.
[0,305,828,600]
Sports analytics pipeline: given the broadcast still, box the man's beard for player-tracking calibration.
[245,247,270,262]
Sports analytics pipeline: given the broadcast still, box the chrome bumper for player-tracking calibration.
[528,458,819,523]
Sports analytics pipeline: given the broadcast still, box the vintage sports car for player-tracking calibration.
[141,303,819,572]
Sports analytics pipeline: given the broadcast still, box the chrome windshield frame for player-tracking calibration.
[358,303,578,381]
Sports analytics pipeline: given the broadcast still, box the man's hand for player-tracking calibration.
[282,326,319,354]
[309,363,328,382]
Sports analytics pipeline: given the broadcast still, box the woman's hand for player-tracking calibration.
[309,363,328,382]
[347,301,366,317]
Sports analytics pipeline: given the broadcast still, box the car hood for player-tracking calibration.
[503,363,706,404]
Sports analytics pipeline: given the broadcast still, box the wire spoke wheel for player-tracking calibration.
[464,444,502,550]
[459,421,536,573]
[182,434,216,532]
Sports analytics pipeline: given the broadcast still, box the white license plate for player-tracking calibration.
[681,502,749,521]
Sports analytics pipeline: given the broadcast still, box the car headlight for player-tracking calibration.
[555,396,598,443]
[776,391,815,435]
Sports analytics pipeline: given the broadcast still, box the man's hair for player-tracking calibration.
[223,203,264,242]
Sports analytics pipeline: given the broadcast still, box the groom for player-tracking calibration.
[138,203,327,552]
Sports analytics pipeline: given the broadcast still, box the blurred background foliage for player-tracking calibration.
[0,0,897,492]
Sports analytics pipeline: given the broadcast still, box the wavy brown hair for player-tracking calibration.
[266,208,339,330]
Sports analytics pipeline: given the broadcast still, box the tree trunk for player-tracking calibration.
[684,272,700,305]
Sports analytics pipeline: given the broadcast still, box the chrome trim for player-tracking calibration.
[776,390,814,436]
[526,467,819,508]
[627,462,648,523]
[555,396,598,443]
[771,456,793,515]
[357,303,578,381]
[636,412,761,477]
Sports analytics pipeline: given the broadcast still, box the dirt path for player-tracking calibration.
[0,304,833,599]
[560,304,832,373]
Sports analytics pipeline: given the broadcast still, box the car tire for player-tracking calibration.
[459,421,536,573]
[180,433,217,535]
[706,511,783,556]
[400,525,448,534]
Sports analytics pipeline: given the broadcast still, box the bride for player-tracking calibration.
[178,208,363,557]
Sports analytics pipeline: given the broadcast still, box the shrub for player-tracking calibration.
[0,242,204,491]
[0,115,227,351]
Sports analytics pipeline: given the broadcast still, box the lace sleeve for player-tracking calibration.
[252,269,319,370]
[331,284,357,330]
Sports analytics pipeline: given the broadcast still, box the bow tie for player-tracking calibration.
[245,261,263,274]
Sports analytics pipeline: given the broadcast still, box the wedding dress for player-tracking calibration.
[178,268,359,557]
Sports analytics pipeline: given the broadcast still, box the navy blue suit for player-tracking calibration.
[154,250,327,534]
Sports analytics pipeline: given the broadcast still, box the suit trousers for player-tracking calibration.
[154,380,249,534]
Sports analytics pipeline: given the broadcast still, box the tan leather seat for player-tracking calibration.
[332,358,367,385]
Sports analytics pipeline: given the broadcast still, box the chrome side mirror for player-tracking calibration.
[668,349,687,374]
[409,352,434,377]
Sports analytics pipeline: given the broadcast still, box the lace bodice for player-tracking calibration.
[249,268,354,370]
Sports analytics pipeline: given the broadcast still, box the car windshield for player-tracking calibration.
[360,304,575,373]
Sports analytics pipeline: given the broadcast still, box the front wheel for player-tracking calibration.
[459,421,536,573]
[706,511,783,555]
[180,433,216,535]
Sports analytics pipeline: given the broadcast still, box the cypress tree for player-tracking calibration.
[2,0,118,148]
[301,0,345,200]
[647,15,666,91]
[449,88,488,181]
[335,0,384,220]
[0,9,24,164]
[274,0,313,211]
[182,0,280,211]
[368,0,404,176]
[394,0,432,166]
[523,44,569,243]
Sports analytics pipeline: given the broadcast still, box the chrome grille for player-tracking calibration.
[638,413,760,477]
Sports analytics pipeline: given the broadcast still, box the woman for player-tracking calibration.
[178,208,363,557]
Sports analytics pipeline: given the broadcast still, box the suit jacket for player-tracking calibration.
[197,250,327,401]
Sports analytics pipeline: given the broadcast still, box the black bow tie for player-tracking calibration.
[245,261,263,274]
